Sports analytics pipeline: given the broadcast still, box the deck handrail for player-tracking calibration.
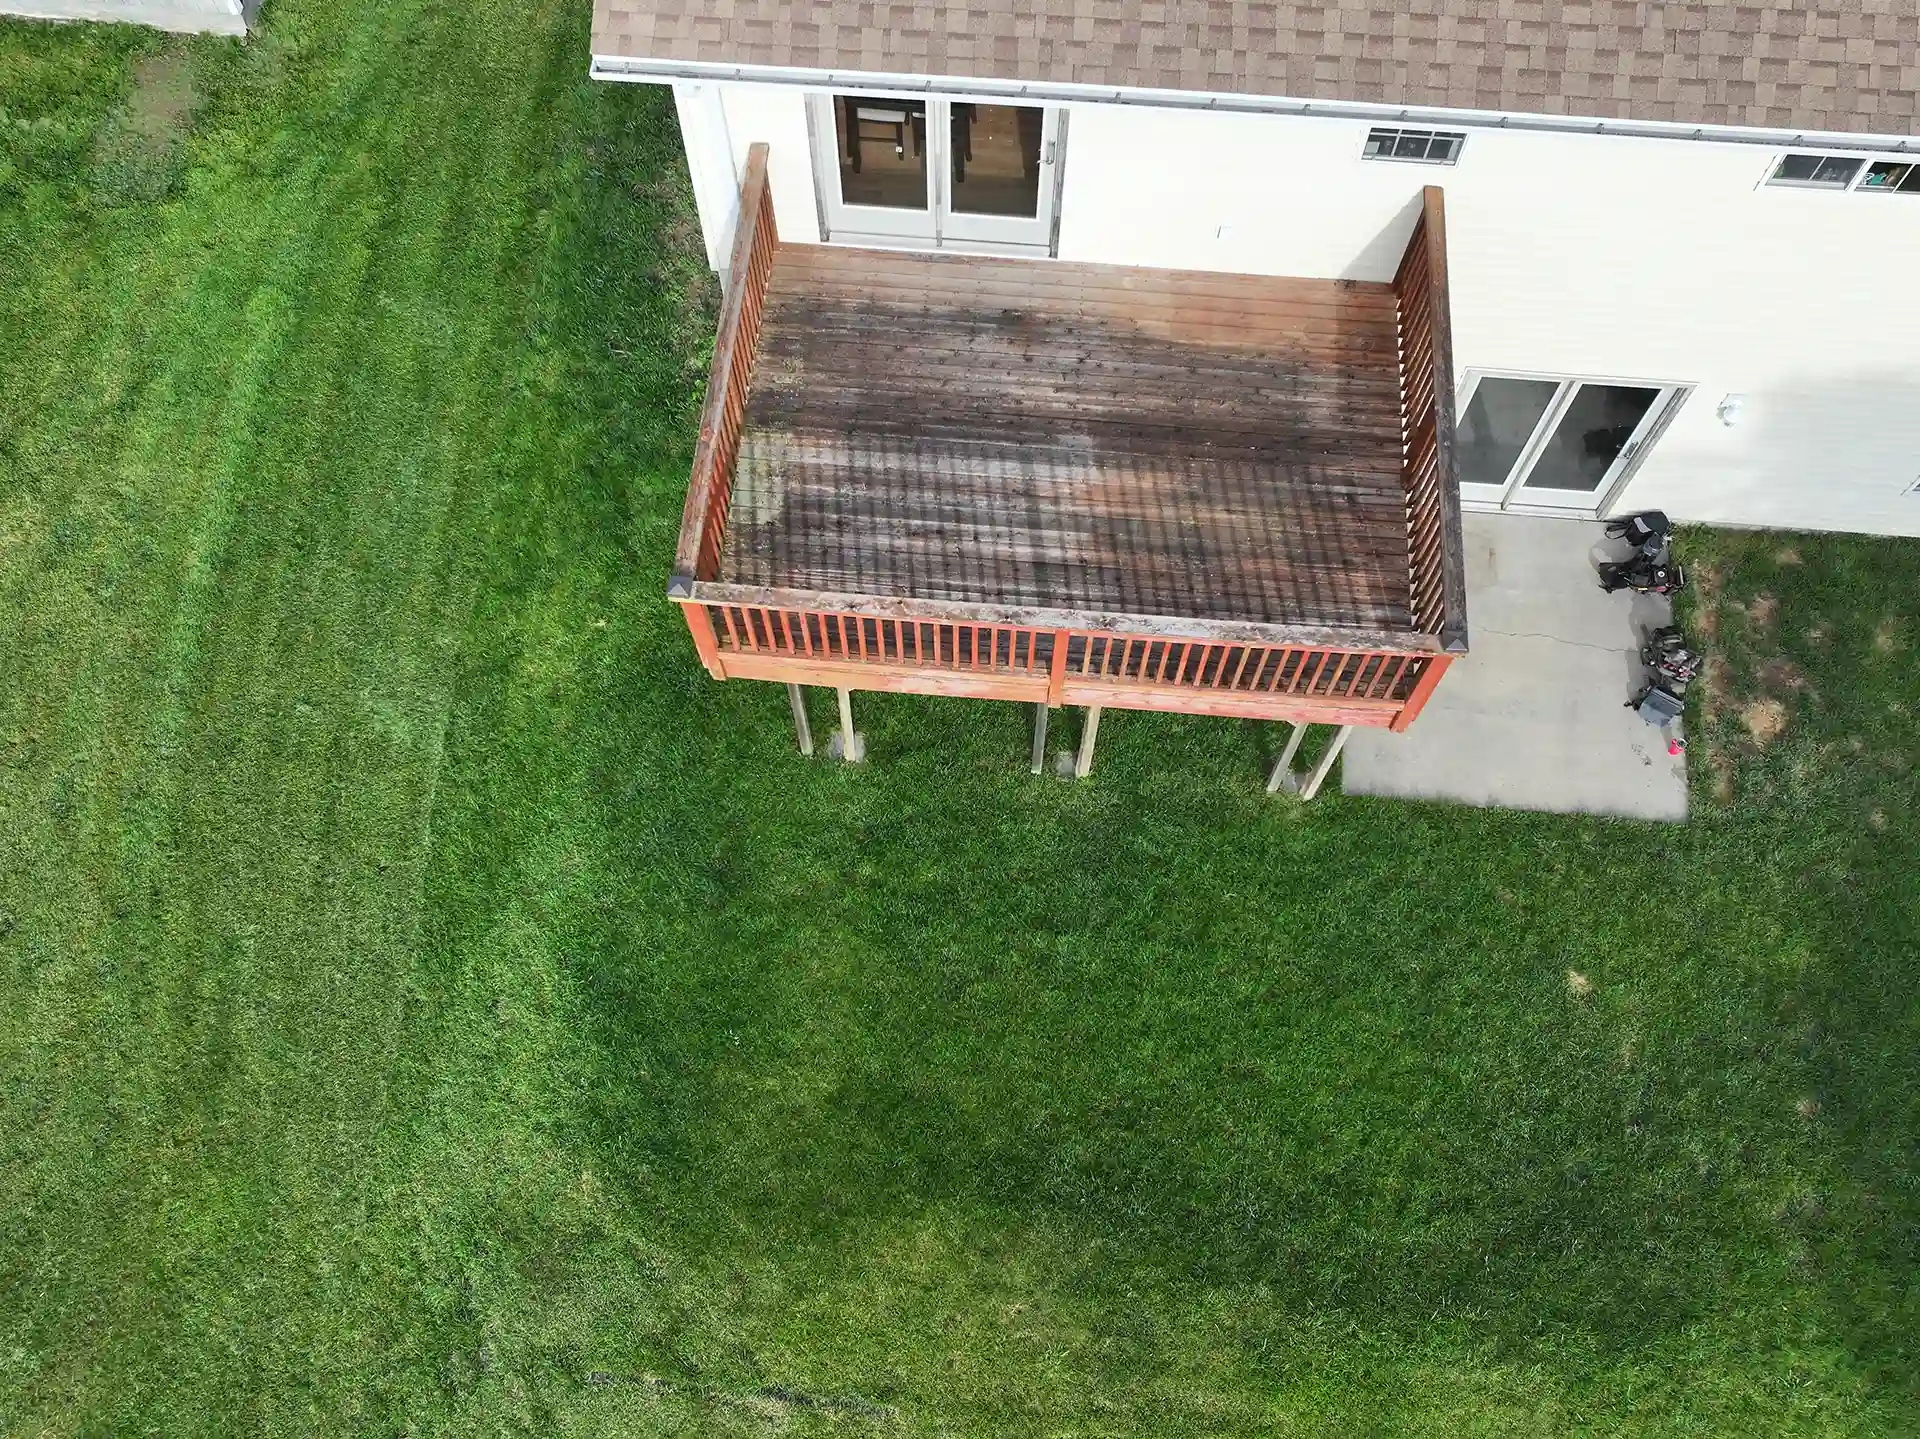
[666,153,1466,732]
[690,594,1452,728]
[1393,186,1470,655]
[669,141,777,597]
[686,580,1450,656]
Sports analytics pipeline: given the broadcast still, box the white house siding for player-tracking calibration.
[1059,103,1920,537]
[711,81,822,244]
[679,81,1920,538]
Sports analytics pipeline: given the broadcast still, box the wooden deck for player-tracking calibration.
[669,144,1467,735]
[723,247,1415,632]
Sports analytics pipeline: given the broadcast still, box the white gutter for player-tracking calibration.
[589,53,1920,156]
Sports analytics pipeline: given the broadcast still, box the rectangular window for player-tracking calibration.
[1457,372,1692,516]
[1768,153,1865,188]
[834,97,928,211]
[1362,127,1464,165]
[1860,159,1920,194]
[948,103,1044,218]
[813,94,1064,253]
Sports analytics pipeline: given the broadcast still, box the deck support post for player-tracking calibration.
[1265,722,1310,794]
[787,683,813,757]
[830,686,865,763]
[1297,724,1353,801]
[1030,702,1049,775]
[1074,705,1102,779]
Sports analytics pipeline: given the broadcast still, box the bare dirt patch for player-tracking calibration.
[1566,970,1593,999]
[1711,758,1735,803]
[93,45,197,206]
[1743,698,1788,748]
[1796,1096,1821,1120]
[1748,592,1778,635]
[1697,654,1732,727]
[1873,618,1901,654]
[1773,547,1803,566]
[129,48,197,137]
[1757,659,1808,695]
[1686,561,1719,641]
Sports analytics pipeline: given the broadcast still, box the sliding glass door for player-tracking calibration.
[1457,373,1689,515]
[812,94,1062,253]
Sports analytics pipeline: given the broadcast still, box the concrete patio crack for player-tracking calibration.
[1473,626,1634,654]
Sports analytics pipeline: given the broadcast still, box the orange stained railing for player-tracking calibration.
[665,151,1466,735]
[670,141,777,594]
[685,593,1452,728]
[1393,186,1469,655]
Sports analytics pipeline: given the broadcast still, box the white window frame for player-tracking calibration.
[1360,126,1466,166]
[1760,149,1920,194]
[1456,369,1693,518]
[806,92,1065,256]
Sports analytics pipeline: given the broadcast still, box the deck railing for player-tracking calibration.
[1393,187,1469,656]
[687,586,1452,727]
[666,152,1465,734]
[670,141,777,593]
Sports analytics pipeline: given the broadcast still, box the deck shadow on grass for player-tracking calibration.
[502,96,1916,1401]
[568,684,1754,1356]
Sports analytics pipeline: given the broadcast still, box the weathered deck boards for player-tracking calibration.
[718,244,1417,631]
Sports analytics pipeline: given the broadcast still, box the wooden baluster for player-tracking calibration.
[1378,654,1409,700]
[1047,630,1069,705]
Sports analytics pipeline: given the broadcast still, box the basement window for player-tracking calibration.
[1362,127,1464,165]
[1859,159,1920,194]
[1768,153,1865,188]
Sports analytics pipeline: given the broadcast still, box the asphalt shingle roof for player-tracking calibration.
[590,2,1920,138]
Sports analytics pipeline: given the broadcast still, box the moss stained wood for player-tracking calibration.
[719,243,1420,632]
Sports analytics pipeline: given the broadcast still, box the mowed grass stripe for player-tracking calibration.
[1,3,1915,1435]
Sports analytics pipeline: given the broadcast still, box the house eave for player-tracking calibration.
[589,53,1920,156]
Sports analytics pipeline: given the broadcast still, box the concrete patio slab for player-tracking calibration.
[2,0,247,35]
[1343,511,1689,821]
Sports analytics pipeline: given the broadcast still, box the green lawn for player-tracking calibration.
[1,4,1916,1434]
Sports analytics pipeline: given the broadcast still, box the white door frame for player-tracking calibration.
[938,104,1063,249]
[1458,369,1693,518]
[808,94,938,246]
[807,92,1062,255]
